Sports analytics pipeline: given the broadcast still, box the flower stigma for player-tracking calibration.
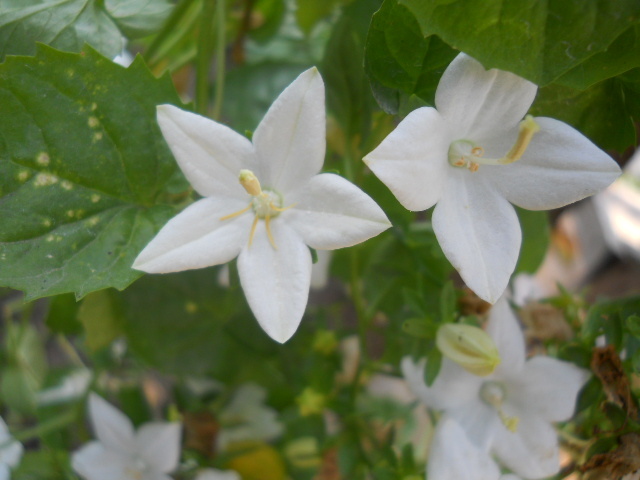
[479,381,519,432]
[220,169,294,249]
[448,115,540,172]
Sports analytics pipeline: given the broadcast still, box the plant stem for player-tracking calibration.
[212,0,226,121]
[196,0,217,116]
[13,409,79,443]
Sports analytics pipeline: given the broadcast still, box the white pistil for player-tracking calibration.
[448,115,540,172]
[220,169,294,249]
[479,381,519,432]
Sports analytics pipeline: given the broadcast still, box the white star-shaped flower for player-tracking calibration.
[428,417,521,480]
[403,297,589,479]
[364,53,621,303]
[72,394,181,480]
[133,67,390,343]
[0,417,23,480]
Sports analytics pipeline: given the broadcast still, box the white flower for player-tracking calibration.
[72,393,181,480]
[0,417,23,480]
[133,67,390,343]
[364,53,620,303]
[402,297,589,479]
[36,369,92,406]
[428,417,511,480]
[194,468,241,480]
[217,383,282,450]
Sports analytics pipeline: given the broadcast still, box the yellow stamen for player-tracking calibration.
[501,115,540,164]
[248,215,259,247]
[265,214,276,249]
[270,202,296,213]
[220,203,252,221]
[498,409,519,433]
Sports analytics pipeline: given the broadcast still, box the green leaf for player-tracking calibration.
[401,318,433,339]
[400,0,640,85]
[364,0,456,114]
[627,315,640,338]
[105,0,173,39]
[0,45,183,300]
[423,347,442,386]
[321,0,380,140]
[0,0,173,59]
[118,269,278,378]
[530,78,636,151]
[1,323,47,413]
[77,289,122,351]
[515,208,549,274]
[295,0,339,35]
[45,293,82,335]
[556,25,640,89]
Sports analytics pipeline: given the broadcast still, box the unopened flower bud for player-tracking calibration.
[436,323,501,376]
[284,437,321,469]
[296,388,326,417]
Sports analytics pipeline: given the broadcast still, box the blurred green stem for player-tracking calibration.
[13,409,78,443]
[212,0,226,121]
[196,0,217,115]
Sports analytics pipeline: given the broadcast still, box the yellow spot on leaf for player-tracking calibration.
[185,301,198,313]
[36,152,50,166]
[34,173,58,187]
[91,194,101,203]
[17,171,29,182]
[88,116,99,128]
[61,180,73,190]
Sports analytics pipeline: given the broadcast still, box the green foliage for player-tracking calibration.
[364,0,456,114]
[399,0,640,86]
[0,45,183,300]
[515,208,549,274]
[0,0,173,60]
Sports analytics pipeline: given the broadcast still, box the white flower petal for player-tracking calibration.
[435,53,537,140]
[427,417,500,480]
[450,401,500,451]
[0,440,22,468]
[72,442,131,480]
[133,196,253,273]
[89,394,136,455]
[136,423,181,473]
[510,357,589,422]
[238,221,312,343]
[253,67,325,193]
[157,104,254,199]
[485,297,526,375]
[363,107,450,211]
[401,357,482,411]
[492,414,560,479]
[485,117,621,210]
[432,170,521,303]
[286,173,390,249]
[0,465,9,480]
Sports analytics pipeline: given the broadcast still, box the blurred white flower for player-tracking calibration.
[365,53,620,304]
[36,369,91,406]
[0,417,23,480]
[134,68,390,343]
[429,417,522,480]
[403,297,589,479]
[72,393,181,480]
[217,384,282,450]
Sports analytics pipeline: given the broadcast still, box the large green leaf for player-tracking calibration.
[400,0,640,85]
[530,78,636,151]
[0,0,173,60]
[0,45,183,300]
[556,25,640,90]
[364,0,456,114]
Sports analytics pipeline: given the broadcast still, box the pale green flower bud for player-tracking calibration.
[436,323,501,376]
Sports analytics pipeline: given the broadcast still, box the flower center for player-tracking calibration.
[219,169,294,249]
[479,381,519,432]
[448,115,540,172]
[125,457,148,480]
